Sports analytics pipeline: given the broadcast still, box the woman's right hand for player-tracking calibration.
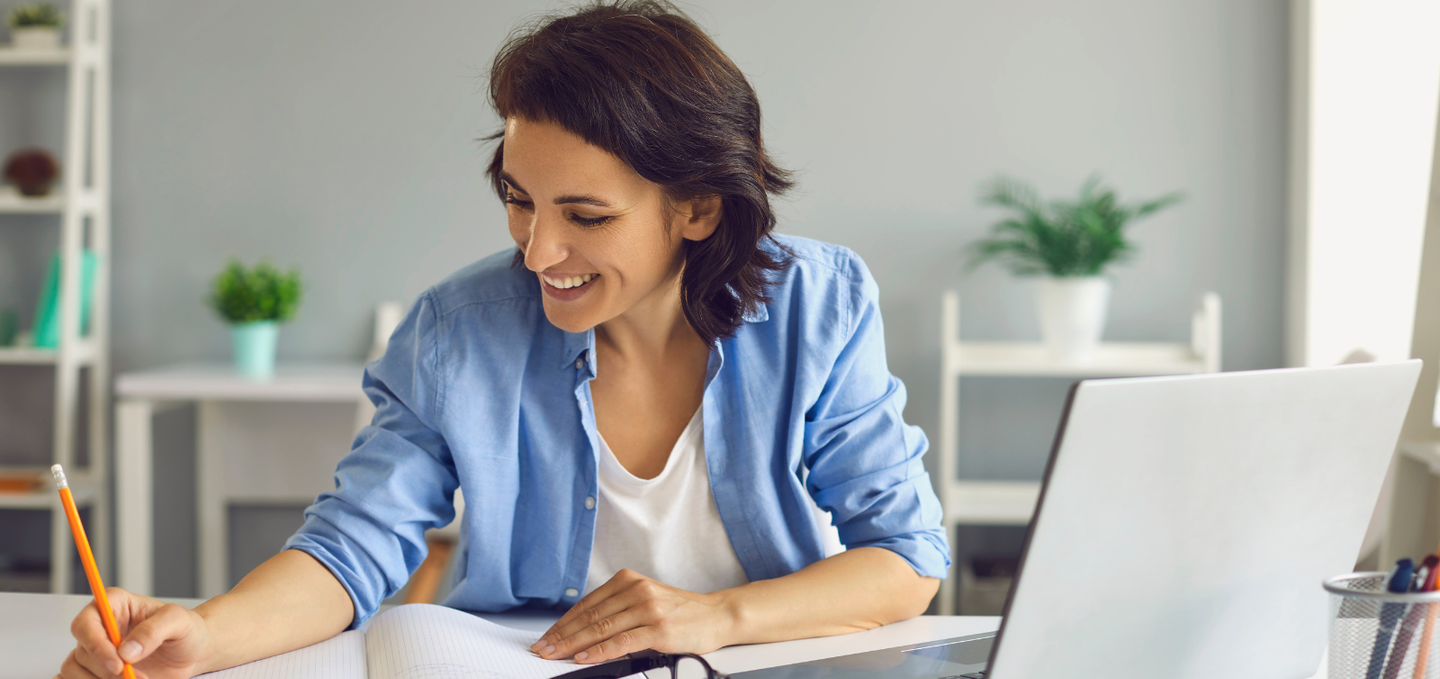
[59,587,210,679]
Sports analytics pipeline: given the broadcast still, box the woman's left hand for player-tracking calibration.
[531,569,735,664]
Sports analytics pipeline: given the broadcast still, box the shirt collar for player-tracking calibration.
[559,328,596,372]
[556,301,767,371]
[743,301,769,324]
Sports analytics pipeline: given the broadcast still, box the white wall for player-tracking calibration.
[1290,0,1440,367]
[0,0,1289,596]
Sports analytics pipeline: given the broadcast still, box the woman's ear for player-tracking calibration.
[679,195,723,242]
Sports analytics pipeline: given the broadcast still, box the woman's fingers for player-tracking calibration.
[534,569,644,649]
[119,603,195,664]
[538,588,651,654]
[574,624,660,664]
[70,601,125,676]
[60,649,105,679]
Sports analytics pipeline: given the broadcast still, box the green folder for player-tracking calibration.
[32,250,98,349]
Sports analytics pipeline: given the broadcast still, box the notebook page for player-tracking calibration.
[201,630,366,679]
[365,604,577,679]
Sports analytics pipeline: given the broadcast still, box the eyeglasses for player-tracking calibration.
[549,651,729,679]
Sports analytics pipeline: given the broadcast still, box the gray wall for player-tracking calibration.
[0,0,1287,596]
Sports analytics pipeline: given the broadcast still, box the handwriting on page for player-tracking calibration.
[203,630,367,679]
[366,605,576,679]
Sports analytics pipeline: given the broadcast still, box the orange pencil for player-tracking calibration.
[52,464,137,679]
[1415,542,1440,679]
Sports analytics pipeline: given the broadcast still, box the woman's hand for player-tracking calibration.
[59,588,210,679]
[531,569,736,664]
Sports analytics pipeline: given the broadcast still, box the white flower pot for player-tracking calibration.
[12,27,60,50]
[1035,277,1111,363]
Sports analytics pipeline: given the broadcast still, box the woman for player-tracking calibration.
[61,3,947,677]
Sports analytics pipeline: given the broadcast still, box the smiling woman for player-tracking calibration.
[57,2,948,678]
[485,4,794,345]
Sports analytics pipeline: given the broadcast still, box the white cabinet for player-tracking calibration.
[934,289,1221,614]
[0,0,112,594]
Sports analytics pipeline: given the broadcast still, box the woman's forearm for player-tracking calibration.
[716,547,940,646]
[193,549,355,674]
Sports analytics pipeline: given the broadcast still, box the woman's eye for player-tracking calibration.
[504,193,533,209]
[570,214,612,227]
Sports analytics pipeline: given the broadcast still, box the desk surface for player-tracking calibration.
[115,362,367,401]
[0,593,998,679]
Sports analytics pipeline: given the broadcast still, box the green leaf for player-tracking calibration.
[965,174,1183,277]
[206,258,304,323]
[7,2,63,28]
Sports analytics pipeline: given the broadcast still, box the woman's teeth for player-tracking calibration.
[543,273,596,289]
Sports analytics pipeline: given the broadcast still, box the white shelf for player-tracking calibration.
[944,480,1041,525]
[0,339,98,365]
[0,467,97,510]
[0,187,64,214]
[0,47,69,66]
[952,341,1208,377]
[1399,439,1440,468]
[0,0,112,596]
[116,362,367,402]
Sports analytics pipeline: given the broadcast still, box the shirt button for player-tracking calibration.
[575,355,585,370]
[565,588,579,598]
[584,496,595,510]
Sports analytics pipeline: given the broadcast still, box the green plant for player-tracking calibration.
[966,175,1183,277]
[7,2,63,28]
[207,259,303,324]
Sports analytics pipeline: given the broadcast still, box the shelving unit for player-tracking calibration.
[0,0,112,595]
[934,289,1221,614]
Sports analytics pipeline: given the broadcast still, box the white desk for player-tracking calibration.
[0,592,997,679]
[115,362,368,598]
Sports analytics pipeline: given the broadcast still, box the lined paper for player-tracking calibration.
[199,604,637,679]
[366,604,577,679]
[204,630,366,679]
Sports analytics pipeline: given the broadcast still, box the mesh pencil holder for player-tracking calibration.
[1325,573,1440,679]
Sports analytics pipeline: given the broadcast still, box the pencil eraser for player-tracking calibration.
[51,464,67,489]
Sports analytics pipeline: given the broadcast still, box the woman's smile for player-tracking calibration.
[541,272,600,301]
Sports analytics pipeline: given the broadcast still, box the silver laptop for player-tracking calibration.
[737,361,1421,679]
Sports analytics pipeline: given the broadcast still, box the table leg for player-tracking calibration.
[198,401,228,598]
[116,399,154,596]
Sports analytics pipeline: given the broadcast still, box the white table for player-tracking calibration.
[0,592,997,679]
[115,362,369,598]
[0,592,1334,679]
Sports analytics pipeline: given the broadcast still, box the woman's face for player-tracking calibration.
[500,117,717,334]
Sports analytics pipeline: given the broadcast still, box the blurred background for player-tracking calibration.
[1,0,1435,615]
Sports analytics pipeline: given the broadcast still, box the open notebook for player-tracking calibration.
[205,604,580,679]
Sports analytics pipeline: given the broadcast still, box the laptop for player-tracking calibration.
[736,361,1421,679]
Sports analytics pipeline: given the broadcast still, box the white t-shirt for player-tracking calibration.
[584,407,751,595]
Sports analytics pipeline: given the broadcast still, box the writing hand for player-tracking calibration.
[59,587,210,679]
[530,569,735,664]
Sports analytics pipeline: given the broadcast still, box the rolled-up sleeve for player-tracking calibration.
[283,291,459,628]
[802,252,950,579]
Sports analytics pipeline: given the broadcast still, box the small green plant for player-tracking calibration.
[207,259,303,324]
[967,175,1183,277]
[7,2,64,28]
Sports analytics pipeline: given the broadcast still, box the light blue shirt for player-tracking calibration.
[285,234,949,628]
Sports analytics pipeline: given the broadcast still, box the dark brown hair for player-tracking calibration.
[486,0,794,345]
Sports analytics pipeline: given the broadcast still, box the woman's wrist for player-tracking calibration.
[190,595,228,675]
[711,584,756,647]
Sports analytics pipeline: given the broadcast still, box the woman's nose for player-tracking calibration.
[523,211,568,273]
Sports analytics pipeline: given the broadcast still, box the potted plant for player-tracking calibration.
[967,175,1182,362]
[7,2,64,50]
[207,259,302,379]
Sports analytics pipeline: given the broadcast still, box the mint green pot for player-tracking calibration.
[231,321,279,378]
